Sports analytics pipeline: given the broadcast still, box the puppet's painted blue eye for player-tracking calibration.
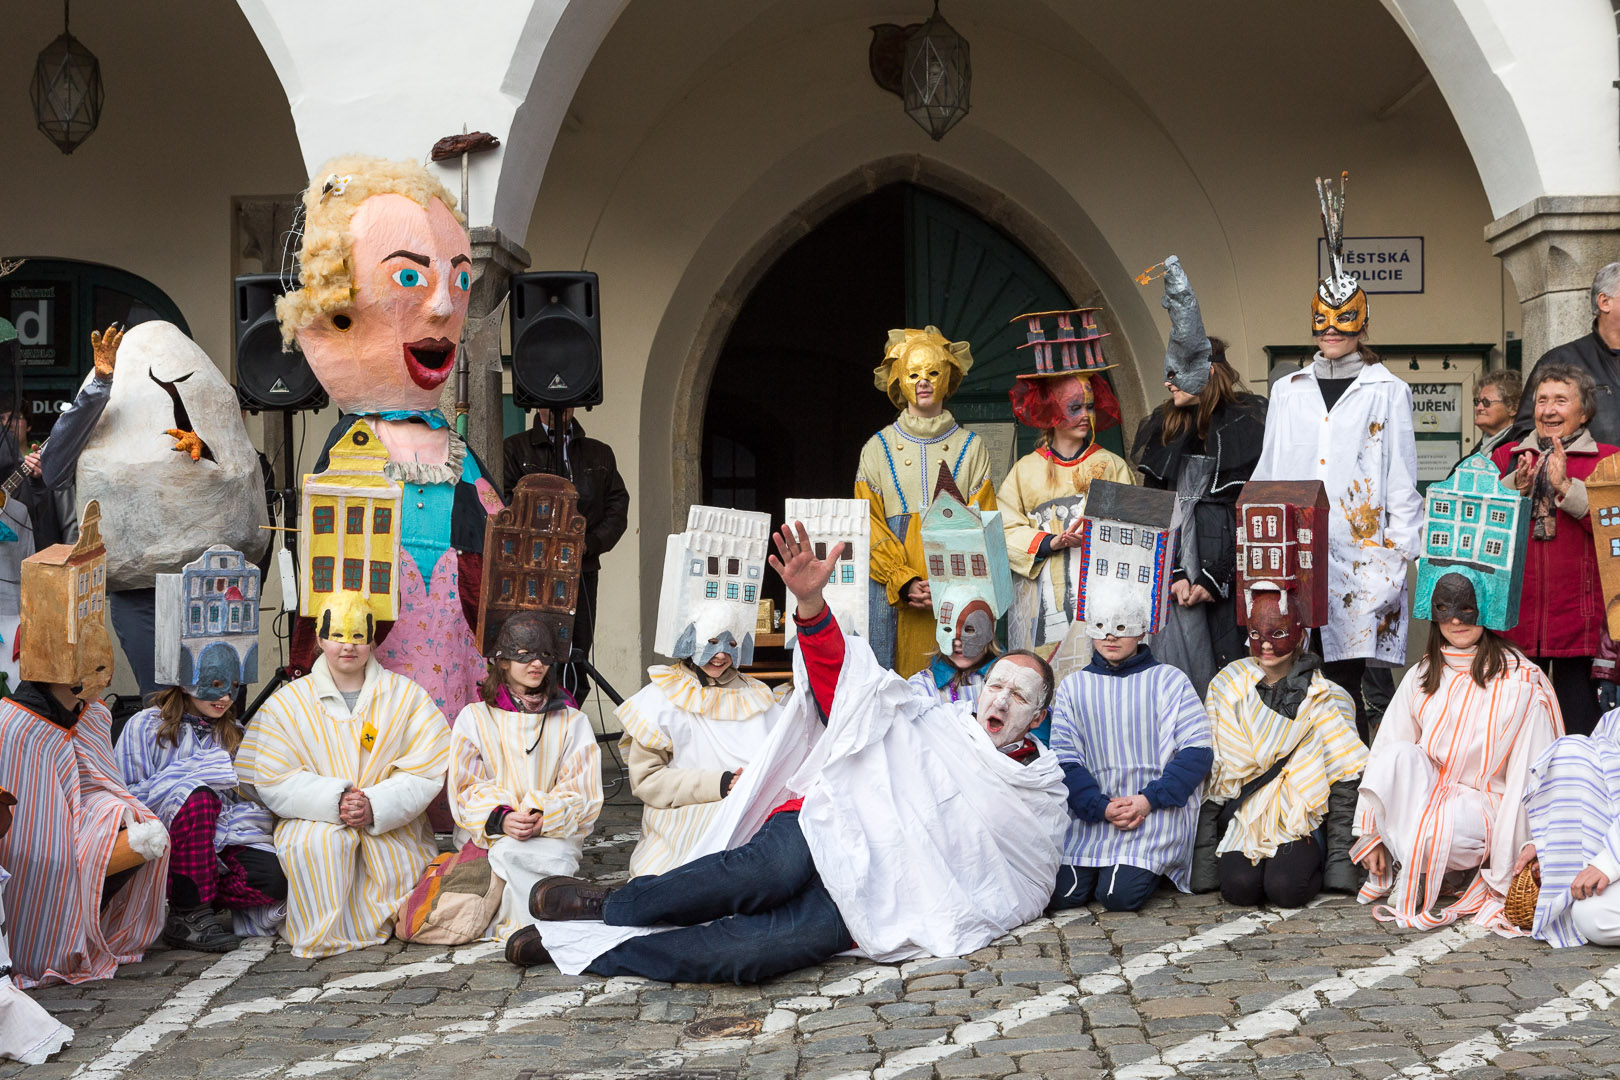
[455,270,470,291]
[392,267,425,288]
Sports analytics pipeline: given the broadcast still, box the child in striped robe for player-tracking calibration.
[1518,709,1620,946]
[450,614,602,968]
[0,789,73,1063]
[1204,589,1366,908]
[1351,573,1561,930]
[1049,594,1212,912]
[117,684,287,953]
[238,593,450,957]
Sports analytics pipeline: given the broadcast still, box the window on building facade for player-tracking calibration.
[1484,538,1503,557]
[554,579,569,603]
[528,578,539,599]
[1434,499,1452,516]
[1137,566,1150,583]
[814,542,827,560]
[1120,527,1134,545]
[1461,533,1473,550]
[951,553,966,576]
[313,506,334,534]
[1489,508,1508,525]
[1270,548,1281,570]
[1463,502,1476,520]
[1116,562,1130,579]
[1612,539,1620,557]
[971,554,986,576]
[708,556,720,575]
[938,601,953,623]
[929,554,945,576]
[1098,525,1112,543]
[312,557,334,592]
[726,582,739,600]
[343,558,364,591]
[1096,558,1108,576]
[1252,548,1264,569]
[744,584,757,603]
[501,577,514,600]
[373,507,392,534]
[370,562,391,594]
[1299,550,1313,568]
[705,581,718,598]
[1431,530,1450,548]
[1141,531,1154,549]
[841,564,855,584]
[727,557,740,575]
[346,506,365,534]
[503,538,517,556]
[1602,507,1620,528]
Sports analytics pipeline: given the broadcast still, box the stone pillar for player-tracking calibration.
[441,226,530,495]
[1484,196,1620,367]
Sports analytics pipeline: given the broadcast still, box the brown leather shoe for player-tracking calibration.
[529,875,614,921]
[504,925,550,967]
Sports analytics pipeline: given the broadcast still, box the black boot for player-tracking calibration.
[163,906,242,953]
[1189,800,1221,894]
[1321,778,1363,894]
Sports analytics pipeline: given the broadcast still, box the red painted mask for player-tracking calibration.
[1247,591,1304,660]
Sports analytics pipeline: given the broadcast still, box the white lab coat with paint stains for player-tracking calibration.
[536,634,1069,975]
[1253,360,1422,664]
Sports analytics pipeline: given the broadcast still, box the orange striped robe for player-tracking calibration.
[1351,645,1562,930]
[0,697,167,987]
[449,701,603,940]
[238,658,449,957]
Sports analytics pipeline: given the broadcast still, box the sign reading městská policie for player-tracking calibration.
[1316,236,1424,295]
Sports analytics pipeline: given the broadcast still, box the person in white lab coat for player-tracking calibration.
[1252,175,1422,741]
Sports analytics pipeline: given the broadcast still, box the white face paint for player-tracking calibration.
[976,657,1047,749]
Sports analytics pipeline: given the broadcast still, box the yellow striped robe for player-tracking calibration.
[450,701,603,940]
[619,665,777,877]
[1205,658,1367,863]
[238,658,449,958]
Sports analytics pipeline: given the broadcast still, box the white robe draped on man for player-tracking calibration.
[539,634,1068,974]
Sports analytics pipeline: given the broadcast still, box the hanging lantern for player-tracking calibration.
[30,1,104,155]
[902,1,971,142]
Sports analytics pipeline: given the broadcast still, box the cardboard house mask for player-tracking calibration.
[155,545,261,701]
[20,500,112,698]
[478,473,587,664]
[920,481,1012,657]
[1075,480,1177,639]
[1412,452,1527,631]
[654,505,770,667]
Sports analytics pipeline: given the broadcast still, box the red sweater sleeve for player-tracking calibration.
[793,606,844,721]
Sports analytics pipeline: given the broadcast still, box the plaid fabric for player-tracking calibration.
[168,789,223,906]
[216,847,282,911]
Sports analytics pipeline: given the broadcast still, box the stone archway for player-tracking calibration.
[663,154,1149,523]
[637,152,1157,665]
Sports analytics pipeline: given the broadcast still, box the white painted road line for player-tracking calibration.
[71,936,274,1080]
[1115,923,1486,1080]
[1392,959,1620,1078]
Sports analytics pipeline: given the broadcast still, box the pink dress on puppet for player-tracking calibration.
[380,548,484,727]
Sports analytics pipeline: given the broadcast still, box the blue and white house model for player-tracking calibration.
[153,544,261,690]
[654,505,771,666]
[1411,451,1526,631]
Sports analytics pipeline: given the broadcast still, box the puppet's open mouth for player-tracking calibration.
[403,337,456,390]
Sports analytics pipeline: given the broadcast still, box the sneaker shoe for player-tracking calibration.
[163,906,242,953]
[529,876,614,921]
[504,925,551,968]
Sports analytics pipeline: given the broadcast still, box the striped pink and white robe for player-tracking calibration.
[1351,645,1562,931]
[0,696,168,987]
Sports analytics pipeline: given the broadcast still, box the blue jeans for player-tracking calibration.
[590,811,852,984]
[1049,863,1161,912]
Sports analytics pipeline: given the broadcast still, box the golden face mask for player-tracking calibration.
[899,345,949,408]
[1312,285,1368,336]
[317,592,376,644]
[878,327,970,409]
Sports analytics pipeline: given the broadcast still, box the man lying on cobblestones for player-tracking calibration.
[529,522,1069,983]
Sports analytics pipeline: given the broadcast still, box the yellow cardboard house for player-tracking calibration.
[299,419,402,622]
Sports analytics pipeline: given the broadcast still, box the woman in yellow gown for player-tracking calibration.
[855,327,995,677]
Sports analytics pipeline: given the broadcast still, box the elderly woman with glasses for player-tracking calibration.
[1493,363,1620,735]
[1470,370,1523,461]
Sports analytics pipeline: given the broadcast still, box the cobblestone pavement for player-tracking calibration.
[11,782,1620,1080]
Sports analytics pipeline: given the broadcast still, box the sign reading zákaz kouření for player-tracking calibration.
[1317,236,1423,294]
[1409,381,1463,485]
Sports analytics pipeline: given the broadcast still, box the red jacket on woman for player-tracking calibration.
[1493,431,1620,657]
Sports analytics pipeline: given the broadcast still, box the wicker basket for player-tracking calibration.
[1504,863,1540,930]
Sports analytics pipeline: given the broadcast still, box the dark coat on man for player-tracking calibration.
[501,417,629,572]
[1513,327,1620,446]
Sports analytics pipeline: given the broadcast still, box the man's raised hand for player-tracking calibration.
[768,521,844,619]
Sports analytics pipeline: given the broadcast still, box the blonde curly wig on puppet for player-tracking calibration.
[274,155,464,346]
[873,326,973,409]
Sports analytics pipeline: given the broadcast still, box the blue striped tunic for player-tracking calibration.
[1524,709,1620,947]
[1050,659,1210,888]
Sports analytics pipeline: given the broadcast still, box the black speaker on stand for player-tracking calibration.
[511,271,602,409]
[233,273,325,714]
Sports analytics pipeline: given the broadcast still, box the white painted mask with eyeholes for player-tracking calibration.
[976,657,1047,749]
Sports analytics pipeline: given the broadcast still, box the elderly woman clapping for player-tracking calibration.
[1493,363,1620,735]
